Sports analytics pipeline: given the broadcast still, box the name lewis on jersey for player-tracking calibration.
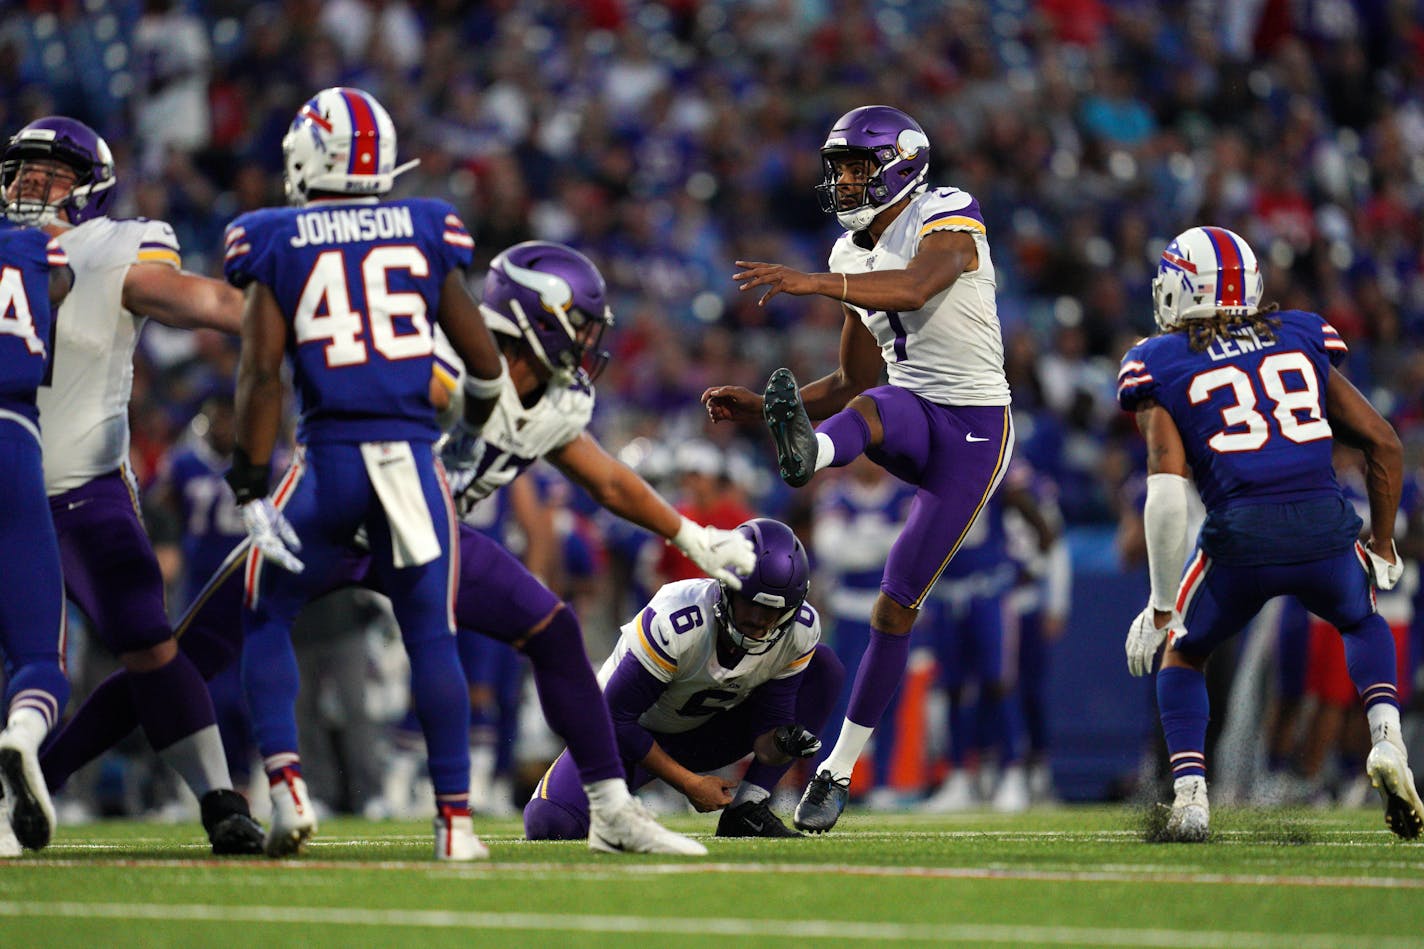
[1205,327,1277,362]
[290,205,415,248]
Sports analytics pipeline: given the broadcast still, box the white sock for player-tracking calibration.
[583,778,632,812]
[156,724,231,798]
[814,433,835,472]
[731,783,770,808]
[820,720,875,780]
[1367,704,1406,753]
[3,707,49,749]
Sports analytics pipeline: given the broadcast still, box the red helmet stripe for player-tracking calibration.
[340,89,379,176]
[1203,227,1245,307]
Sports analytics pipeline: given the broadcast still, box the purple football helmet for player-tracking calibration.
[481,241,614,384]
[815,105,930,232]
[715,518,810,655]
[1,116,116,225]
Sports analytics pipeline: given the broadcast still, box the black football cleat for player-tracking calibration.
[0,742,54,851]
[793,769,849,833]
[716,799,803,838]
[201,788,265,856]
[763,368,818,488]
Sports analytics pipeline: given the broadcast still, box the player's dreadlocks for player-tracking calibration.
[1184,303,1282,353]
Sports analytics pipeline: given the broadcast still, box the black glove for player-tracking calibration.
[773,724,822,759]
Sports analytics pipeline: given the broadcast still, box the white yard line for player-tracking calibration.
[0,901,1420,948]
[7,858,1424,889]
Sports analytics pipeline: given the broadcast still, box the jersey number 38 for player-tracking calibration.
[1188,350,1330,453]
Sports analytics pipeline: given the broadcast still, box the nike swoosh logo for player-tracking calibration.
[591,833,626,851]
[66,498,93,511]
[745,819,764,833]
[965,433,990,443]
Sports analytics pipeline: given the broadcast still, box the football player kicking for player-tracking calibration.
[524,519,845,841]
[0,201,71,856]
[1118,225,1423,842]
[38,238,753,858]
[2,117,264,854]
[703,105,1013,832]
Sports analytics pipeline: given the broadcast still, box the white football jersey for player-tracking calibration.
[829,187,1010,406]
[433,328,592,503]
[598,578,821,735]
[38,217,182,494]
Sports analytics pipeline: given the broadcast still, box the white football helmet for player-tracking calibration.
[1152,226,1264,331]
[281,87,417,205]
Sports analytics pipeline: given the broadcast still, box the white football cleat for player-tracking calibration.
[265,770,317,858]
[1365,741,1424,840]
[434,810,489,861]
[921,770,977,813]
[1165,775,1209,843]
[0,715,57,851]
[991,764,1031,813]
[0,798,21,858]
[589,796,706,855]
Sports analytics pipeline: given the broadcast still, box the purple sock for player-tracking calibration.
[845,629,911,728]
[744,645,845,791]
[41,668,140,791]
[521,608,623,783]
[129,652,217,752]
[1157,665,1209,781]
[819,407,872,467]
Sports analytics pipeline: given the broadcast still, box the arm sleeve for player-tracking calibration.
[601,651,664,762]
[1144,473,1190,612]
[740,674,800,734]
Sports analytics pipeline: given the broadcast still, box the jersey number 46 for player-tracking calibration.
[295,247,434,368]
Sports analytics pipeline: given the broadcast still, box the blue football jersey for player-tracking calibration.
[1118,310,1349,512]
[0,220,66,427]
[223,198,474,444]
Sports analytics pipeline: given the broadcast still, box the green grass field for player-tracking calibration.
[3,805,1423,948]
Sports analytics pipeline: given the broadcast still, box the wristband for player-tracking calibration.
[225,446,270,506]
[463,361,508,401]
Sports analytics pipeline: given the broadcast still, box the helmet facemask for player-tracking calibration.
[715,586,800,655]
[1,118,116,226]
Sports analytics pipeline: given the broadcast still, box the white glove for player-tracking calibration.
[672,517,756,590]
[1125,605,1184,677]
[242,498,304,574]
[1366,539,1404,591]
[438,421,487,476]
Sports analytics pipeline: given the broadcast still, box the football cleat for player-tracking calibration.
[794,769,850,833]
[0,796,21,858]
[434,808,490,861]
[763,368,818,488]
[920,770,977,814]
[588,796,707,855]
[264,769,317,858]
[0,720,56,851]
[1164,776,1209,843]
[1365,741,1424,841]
[991,765,1031,814]
[200,788,265,856]
[716,799,803,838]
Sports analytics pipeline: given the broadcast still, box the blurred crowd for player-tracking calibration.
[5,0,1424,815]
